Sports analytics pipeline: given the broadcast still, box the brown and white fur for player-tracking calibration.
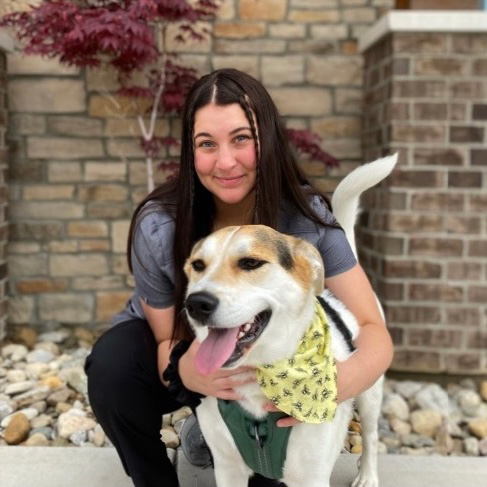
[184,155,398,487]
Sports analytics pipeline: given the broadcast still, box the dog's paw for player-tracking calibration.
[351,471,378,487]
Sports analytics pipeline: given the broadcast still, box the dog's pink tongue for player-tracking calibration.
[195,327,240,375]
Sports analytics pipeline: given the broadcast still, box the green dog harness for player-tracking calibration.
[217,399,292,480]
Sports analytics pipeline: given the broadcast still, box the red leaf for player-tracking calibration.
[286,129,339,168]
[158,159,180,179]
[139,135,180,157]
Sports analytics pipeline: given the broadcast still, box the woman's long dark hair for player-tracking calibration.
[127,69,335,340]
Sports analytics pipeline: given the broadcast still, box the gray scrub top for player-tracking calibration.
[113,196,357,325]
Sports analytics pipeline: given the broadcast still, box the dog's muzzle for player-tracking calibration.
[186,292,219,323]
[185,291,272,374]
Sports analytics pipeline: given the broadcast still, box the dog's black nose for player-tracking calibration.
[185,292,219,322]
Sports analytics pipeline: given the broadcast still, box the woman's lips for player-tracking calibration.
[214,175,245,187]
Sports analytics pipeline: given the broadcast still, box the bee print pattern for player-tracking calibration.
[271,395,281,406]
[292,402,303,412]
[255,299,339,424]
[312,330,323,340]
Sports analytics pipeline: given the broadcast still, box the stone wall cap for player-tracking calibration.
[359,11,487,53]
[0,29,14,53]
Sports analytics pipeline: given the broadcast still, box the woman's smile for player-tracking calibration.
[214,175,247,187]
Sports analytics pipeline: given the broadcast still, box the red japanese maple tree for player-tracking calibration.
[1,0,337,191]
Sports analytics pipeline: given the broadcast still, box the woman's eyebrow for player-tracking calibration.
[194,126,251,140]
[230,126,251,135]
[194,131,211,140]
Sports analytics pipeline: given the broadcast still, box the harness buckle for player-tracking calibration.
[253,424,264,448]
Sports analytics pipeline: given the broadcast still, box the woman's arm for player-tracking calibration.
[273,263,393,427]
[325,263,394,403]
[140,301,175,383]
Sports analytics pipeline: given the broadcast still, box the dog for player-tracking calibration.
[183,155,397,487]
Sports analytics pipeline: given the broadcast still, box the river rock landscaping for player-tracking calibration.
[1,326,487,457]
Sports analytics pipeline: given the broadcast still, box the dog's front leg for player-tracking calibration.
[283,401,354,487]
[196,398,252,487]
[213,458,251,487]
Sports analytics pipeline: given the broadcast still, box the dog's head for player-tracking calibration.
[184,225,324,374]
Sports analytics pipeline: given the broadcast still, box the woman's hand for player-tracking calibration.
[179,340,256,400]
[263,402,303,428]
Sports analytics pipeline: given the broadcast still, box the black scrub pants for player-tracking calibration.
[85,319,284,487]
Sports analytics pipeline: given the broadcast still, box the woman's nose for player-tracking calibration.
[215,145,237,170]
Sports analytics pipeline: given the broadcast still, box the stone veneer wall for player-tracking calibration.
[360,13,487,374]
[2,0,394,332]
[0,33,12,339]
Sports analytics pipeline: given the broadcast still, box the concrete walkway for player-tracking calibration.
[1,446,487,487]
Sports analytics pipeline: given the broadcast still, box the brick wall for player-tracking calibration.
[405,0,480,9]
[0,47,8,339]
[2,0,394,332]
[361,29,487,374]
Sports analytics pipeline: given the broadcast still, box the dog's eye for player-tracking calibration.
[238,258,266,271]
[191,259,206,272]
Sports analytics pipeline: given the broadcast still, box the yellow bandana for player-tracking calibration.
[256,298,337,424]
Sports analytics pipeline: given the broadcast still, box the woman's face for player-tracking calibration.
[193,103,257,210]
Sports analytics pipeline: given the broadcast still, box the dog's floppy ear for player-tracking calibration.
[293,238,325,295]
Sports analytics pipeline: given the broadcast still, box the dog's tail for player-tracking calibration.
[331,154,398,257]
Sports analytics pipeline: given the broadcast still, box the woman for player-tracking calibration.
[86,69,393,487]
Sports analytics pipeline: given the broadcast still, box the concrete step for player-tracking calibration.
[1,446,486,487]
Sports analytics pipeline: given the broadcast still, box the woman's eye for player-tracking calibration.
[234,134,250,143]
[191,259,206,272]
[198,140,214,148]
